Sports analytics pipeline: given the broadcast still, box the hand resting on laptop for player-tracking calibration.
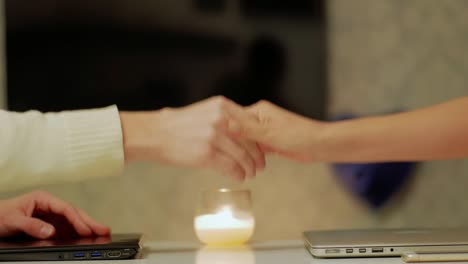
[0,191,110,240]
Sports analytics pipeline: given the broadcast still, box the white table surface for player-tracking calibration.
[4,240,455,264]
[139,241,406,264]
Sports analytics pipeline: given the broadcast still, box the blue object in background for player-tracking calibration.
[332,162,415,209]
[331,114,417,209]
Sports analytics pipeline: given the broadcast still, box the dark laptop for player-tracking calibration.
[0,233,141,261]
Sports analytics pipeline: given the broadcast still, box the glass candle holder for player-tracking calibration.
[196,246,255,264]
[194,188,255,246]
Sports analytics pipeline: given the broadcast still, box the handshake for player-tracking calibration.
[120,96,325,181]
[121,94,468,180]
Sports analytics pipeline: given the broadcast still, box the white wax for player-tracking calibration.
[195,206,254,245]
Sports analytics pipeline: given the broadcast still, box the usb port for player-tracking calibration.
[359,248,366,253]
[346,248,353,253]
[73,253,85,258]
[91,252,103,258]
[372,248,384,253]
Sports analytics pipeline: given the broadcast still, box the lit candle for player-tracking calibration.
[195,206,255,245]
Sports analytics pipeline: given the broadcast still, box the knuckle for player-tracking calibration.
[64,205,76,215]
[212,96,231,110]
[212,95,227,103]
[32,190,49,199]
[257,100,272,110]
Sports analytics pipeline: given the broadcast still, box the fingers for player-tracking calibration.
[31,192,93,237]
[237,139,266,171]
[214,97,266,170]
[195,96,271,179]
[213,134,256,179]
[3,215,55,239]
[211,150,245,181]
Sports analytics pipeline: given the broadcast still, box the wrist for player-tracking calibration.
[303,120,330,162]
[119,109,166,164]
[119,111,138,164]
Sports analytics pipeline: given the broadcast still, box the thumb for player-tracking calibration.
[228,115,265,141]
[228,108,267,142]
[222,100,264,141]
[4,215,55,239]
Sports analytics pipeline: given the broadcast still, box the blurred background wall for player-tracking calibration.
[4,0,327,118]
[1,0,468,242]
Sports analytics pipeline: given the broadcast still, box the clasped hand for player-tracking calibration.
[121,96,321,181]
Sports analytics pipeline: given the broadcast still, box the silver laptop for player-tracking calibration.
[304,228,468,258]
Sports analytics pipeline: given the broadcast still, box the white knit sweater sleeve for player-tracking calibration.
[0,105,125,191]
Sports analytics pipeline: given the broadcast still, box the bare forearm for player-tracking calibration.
[119,110,165,164]
[315,97,468,162]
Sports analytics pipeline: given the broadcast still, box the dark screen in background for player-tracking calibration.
[6,0,327,119]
